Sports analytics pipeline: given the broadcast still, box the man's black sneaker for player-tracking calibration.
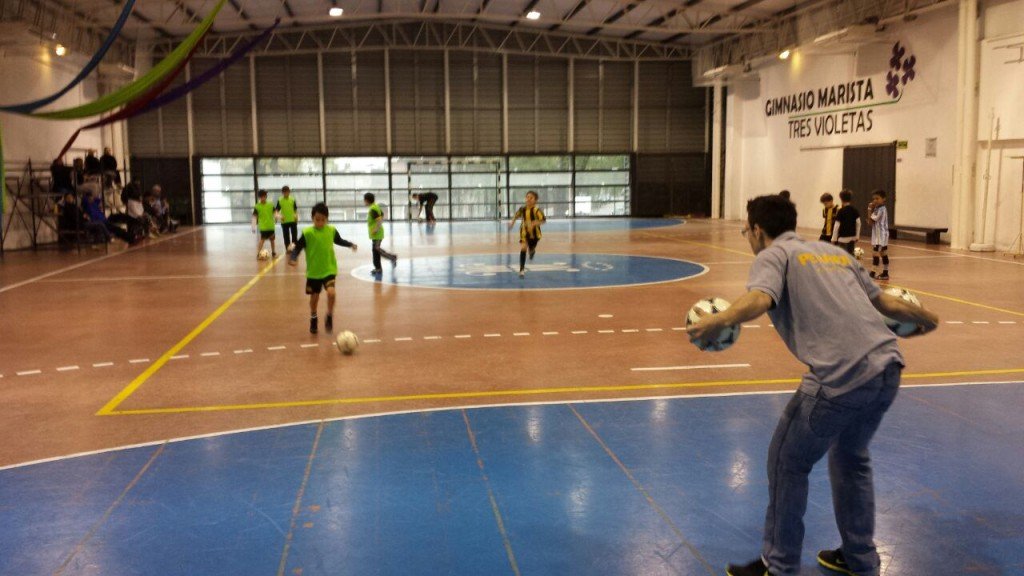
[310,317,318,334]
[325,315,333,331]
[878,272,890,281]
[817,549,854,575]
[726,557,773,576]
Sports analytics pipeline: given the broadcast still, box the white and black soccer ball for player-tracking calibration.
[881,287,922,337]
[686,297,741,352]
[853,246,865,259]
[257,249,271,260]
[336,330,360,355]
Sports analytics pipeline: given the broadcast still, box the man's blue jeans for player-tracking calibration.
[762,362,902,576]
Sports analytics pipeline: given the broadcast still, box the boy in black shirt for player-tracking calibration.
[831,189,862,255]
[819,193,838,242]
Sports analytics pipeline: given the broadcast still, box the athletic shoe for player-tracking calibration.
[272,252,277,258]
[869,271,877,279]
[726,557,774,576]
[817,549,855,575]
[519,269,525,278]
[325,315,333,332]
[529,248,536,261]
[371,268,383,275]
[310,317,318,335]
[878,272,890,281]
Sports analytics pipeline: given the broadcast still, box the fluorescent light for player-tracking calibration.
[54,44,66,56]
[526,10,541,20]
[328,7,343,17]
[779,49,790,60]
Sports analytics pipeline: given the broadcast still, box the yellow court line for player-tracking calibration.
[102,367,1024,416]
[891,284,1024,318]
[96,258,282,415]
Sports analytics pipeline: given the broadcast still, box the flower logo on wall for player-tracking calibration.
[886,42,917,98]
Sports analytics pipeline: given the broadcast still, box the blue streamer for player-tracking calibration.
[0,0,137,114]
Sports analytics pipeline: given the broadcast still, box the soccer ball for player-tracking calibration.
[881,287,922,337]
[686,297,741,352]
[336,330,360,355]
[853,247,865,259]
[257,249,271,260]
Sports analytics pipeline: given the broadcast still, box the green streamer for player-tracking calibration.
[32,0,227,120]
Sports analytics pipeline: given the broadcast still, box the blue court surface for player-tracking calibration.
[352,253,707,290]
[2,382,1021,575]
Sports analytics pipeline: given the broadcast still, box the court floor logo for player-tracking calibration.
[352,253,707,290]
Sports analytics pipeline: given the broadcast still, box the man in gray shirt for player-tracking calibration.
[687,195,938,576]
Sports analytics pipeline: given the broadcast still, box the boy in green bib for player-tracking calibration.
[275,186,299,249]
[288,202,358,334]
[252,189,277,260]
[364,192,398,275]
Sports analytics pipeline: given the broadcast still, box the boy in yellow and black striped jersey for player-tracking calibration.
[819,193,838,243]
[508,190,546,278]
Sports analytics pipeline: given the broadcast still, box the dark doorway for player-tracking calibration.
[842,143,896,237]
[632,153,710,217]
[129,157,196,225]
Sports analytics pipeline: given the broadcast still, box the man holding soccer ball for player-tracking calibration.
[687,194,939,576]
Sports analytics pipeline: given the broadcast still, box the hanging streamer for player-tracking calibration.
[0,0,138,114]
[31,0,227,120]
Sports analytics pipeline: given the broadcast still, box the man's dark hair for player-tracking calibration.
[820,193,833,203]
[257,189,268,197]
[311,202,329,218]
[778,190,791,200]
[747,194,797,238]
[839,189,852,203]
[364,192,375,203]
[871,189,887,199]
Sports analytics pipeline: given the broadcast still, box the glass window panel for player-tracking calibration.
[582,201,629,216]
[452,173,499,188]
[450,157,505,172]
[574,171,629,186]
[325,174,390,189]
[256,157,323,174]
[508,172,572,187]
[257,174,323,190]
[201,158,254,175]
[575,155,630,171]
[576,186,631,202]
[202,175,255,192]
[326,157,389,173]
[508,155,571,172]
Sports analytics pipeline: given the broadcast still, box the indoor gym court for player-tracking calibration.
[1,219,1022,574]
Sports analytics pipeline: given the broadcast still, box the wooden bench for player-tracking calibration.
[890,225,948,244]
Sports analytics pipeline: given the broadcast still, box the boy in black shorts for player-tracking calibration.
[819,193,838,242]
[508,190,546,278]
[831,189,862,255]
[288,203,358,334]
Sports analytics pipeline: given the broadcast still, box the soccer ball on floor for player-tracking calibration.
[881,287,922,337]
[853,246,865,259]
[686,297,741,352]
[257,249,271,260]
[336,330,360,355]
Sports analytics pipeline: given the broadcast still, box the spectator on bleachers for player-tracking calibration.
[149,185,179,233]
[72,158,86,186]
[100,147,120,185]
[50,158,74,196]
[83,189,132,244]
[57,191,107,246]
[109,182,147,242]
[84,150,102,176]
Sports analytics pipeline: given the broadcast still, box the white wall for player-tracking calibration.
[724,9,960,234]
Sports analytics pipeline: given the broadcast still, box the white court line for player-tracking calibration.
[671,327,687,331]
[513,332,530,336]
[394,337,413,342]
[128,358,150,364]
[93,362,115,367]
[885,239,1024,267]
[300,343,319,348]
[631,363,751,372]
[16,370,42,376]
[946,321,964,325]
[621,329,639,333]
[571,330,588,334]
[363,339,381,343]
[972,321,990,325]
[645,328,663,332]
[597,330,615,334]
[542,332,559,336]
[267,346,287,351]
[999,321,1017,325]
[200,352,221,357]
[742,324,761,328]
[484,333,501,338]
[56,366,80,372]
[170,355,189,360]
[234,349,253,354]
[0,229,199,294]
[424,336,442,340]
[454,335,472,339]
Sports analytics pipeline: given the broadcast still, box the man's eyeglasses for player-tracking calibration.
[741,227,750,237]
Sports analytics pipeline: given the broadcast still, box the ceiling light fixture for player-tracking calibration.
[55,44,67,56]
[328,7,343,17]
[526,10,541,20]
[779,49,791,60]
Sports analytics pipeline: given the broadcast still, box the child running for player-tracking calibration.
[364,193,398,275]
[831,189,862,255]
[868,189,890,280]
[508,190,546,278]
[252,189,277,259]
[288,202,358,334]
[276,186,299,250]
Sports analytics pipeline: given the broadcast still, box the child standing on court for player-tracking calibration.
[868,189,890,280]
[819,193,838,242]
[252,189,277,259]
[276,186,299,249]
[831,189,862,255]
[364,193,398,275]
[288,202,358,334]
[508,190,546,278]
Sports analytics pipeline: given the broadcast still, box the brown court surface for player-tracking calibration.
[2,219,1023,468]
